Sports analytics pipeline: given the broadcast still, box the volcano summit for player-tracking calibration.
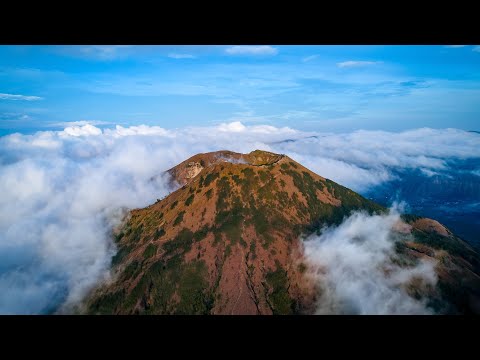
[85,150,480,315]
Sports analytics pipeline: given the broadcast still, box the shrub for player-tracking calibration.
[143,243,158,258]
[155,228,166,238]
[203,173,219,187]
[216,177,231,212]
[130,225,143,243]
[111,245,131,266]
[225,244,232,258]
[266,263,294,315]
[89,290,124,314]
[241,168,254,178]
[162,228,194,255]
[193,225,210,242]
[258,170,269,183]
[123,260,141,279]
[185,194,195,206]
[114,231,124,243]
[205,188,213,200]
[232,174,241,185]
[173,211,185,226]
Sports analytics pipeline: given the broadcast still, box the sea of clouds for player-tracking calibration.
[302,205,438,314]
[0,122,479,314]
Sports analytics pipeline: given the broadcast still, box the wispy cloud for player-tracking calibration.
[277,110,317,120]
[167,53,196,59]
[79,45,132,60]
[473,46,480,52]
[55,45,133,61]
[225,45,278,56]
[49,120,112,128]
[337,61,380,68]
[0,113,31,121]
[303,54,319,62]
[0,93,43,101]
[445,45,467,48]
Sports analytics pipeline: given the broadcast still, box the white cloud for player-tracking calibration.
[225,45,278,56]
[303,206,437,314]
[473,46,480,53]
[0,93,43,101]
[0,127,176,314]
[0,122,478,314]
[106,125,171,137]
[217,121,247,132]
[62,124,103,137]
[167,53,196,59]
[337,61,380,68]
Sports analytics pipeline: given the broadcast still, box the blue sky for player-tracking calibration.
[0,45,479,135]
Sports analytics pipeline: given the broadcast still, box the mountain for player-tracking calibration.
[85,150,480,314]
[365,162,480,248]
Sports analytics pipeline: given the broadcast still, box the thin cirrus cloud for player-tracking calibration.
[302,54,320,62]
[167,53,196,59]
[444,45,480,52]
[337,61,381,68]
[0,93,43,101]
[225,45,279,56]
[54,45,133,61]
[78,46,124,60]
[0,113,31,121]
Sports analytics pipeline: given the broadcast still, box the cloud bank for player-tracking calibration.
[0,122,478,314]
[303,206,437,314]
[270,127,480,192]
